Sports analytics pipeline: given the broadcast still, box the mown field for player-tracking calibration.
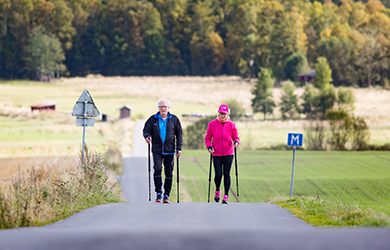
[171,150,390,215]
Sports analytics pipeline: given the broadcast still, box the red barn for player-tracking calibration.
[31,102,57,112]
[298,71,316,83]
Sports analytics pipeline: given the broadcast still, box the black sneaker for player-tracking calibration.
[163,194,170,204]
[156,193,162,203]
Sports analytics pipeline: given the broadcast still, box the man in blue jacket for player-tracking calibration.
[143,98,183,203]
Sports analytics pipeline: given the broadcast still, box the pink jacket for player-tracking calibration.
[205,119,240,156]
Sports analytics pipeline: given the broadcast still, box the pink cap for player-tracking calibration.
[218,104,229,114]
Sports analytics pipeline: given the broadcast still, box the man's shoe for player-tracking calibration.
[163,194,170,204]
[156,193,162,203]
[222,195,229,204]
[214,191,221,203]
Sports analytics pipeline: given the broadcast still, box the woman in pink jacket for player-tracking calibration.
[205,104,240,204]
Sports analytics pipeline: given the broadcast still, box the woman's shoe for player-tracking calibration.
[214,191,221,202]
[222,195,229,204]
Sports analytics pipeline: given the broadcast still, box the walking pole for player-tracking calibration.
[234,147,239,197]
[208,153,212,203]
[148,141,151,202]
[177,155,180,203]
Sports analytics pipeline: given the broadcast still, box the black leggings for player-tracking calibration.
[213,155,233,196]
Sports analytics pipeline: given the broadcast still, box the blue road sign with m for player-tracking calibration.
[287,133,303,147]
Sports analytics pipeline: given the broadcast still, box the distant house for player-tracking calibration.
[119,105,133,119]
[31,102,56,112]
[298,70,316,83]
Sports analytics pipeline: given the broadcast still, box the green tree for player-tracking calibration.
[238,58,251,78]
[184,116,214,149]
[326,109,353,150]
[0,0,11,37]
[317,34,355,86]
[301,81,336,120]
[352,116,369,151]
[283,52,309,82]
[302,57,336,118]
[338,0,369,29]
[254,1,295,81]
[351,31,389,87]
[335,86,356,112]
[304,118,326,150]
[306,1,340,63]
[225,0,259,75]
[280,81,301,120]
[189,0,224,75]
[24,26,65,81]
[251,68,276,120]
[316,83,336,116]
[301,83,319,119]
[47,0,76,51]
[222,98,245,121]
[312,56,333,90]
[151,0,187,48]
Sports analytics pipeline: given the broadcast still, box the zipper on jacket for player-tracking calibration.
[221,122,224,156]
[156,117,165,154]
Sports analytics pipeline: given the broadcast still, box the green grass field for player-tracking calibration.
[172,150,390,214]
[2,78,390,227]
[0,112,127,157]
[2,78,390,158]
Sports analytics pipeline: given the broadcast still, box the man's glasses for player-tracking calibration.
[159,106,168,109]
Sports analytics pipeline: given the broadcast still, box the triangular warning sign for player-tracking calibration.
[72,89,100,117]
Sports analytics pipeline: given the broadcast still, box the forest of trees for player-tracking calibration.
[1,0,390,86]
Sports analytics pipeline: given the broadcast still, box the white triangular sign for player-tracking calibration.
[72,89,100,117]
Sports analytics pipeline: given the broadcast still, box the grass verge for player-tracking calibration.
[176,150,390,227]
[269,196,390,227]
[0,147,125,229]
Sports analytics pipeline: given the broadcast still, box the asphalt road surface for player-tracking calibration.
[0,119,389,250]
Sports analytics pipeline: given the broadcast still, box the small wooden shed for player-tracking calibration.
[31,102,57,112]
[298,71,316,83]
[119,105,133,119]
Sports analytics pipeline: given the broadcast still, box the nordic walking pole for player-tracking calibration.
[208,153,212,203]
[177,154,180,203]
[148,138,151,202]
[234,146,239,197]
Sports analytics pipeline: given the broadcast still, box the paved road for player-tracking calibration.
[0,119,389,250]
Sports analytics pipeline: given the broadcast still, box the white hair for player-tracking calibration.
[157,98,171,108]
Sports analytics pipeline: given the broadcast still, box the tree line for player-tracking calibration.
[185,57,371,151]
[251,58,369,151]
[1,0,390,86]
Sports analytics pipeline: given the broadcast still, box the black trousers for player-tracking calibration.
[213,155,234,196]
[153,153,174,196]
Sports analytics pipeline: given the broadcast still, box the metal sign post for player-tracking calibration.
[287,133,303,197]
[72,90,100,170]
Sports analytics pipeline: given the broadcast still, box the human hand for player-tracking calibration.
[233,141,239,148]
[145,137,151,144]
[208,146,214,154]
[176,150,182,158]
